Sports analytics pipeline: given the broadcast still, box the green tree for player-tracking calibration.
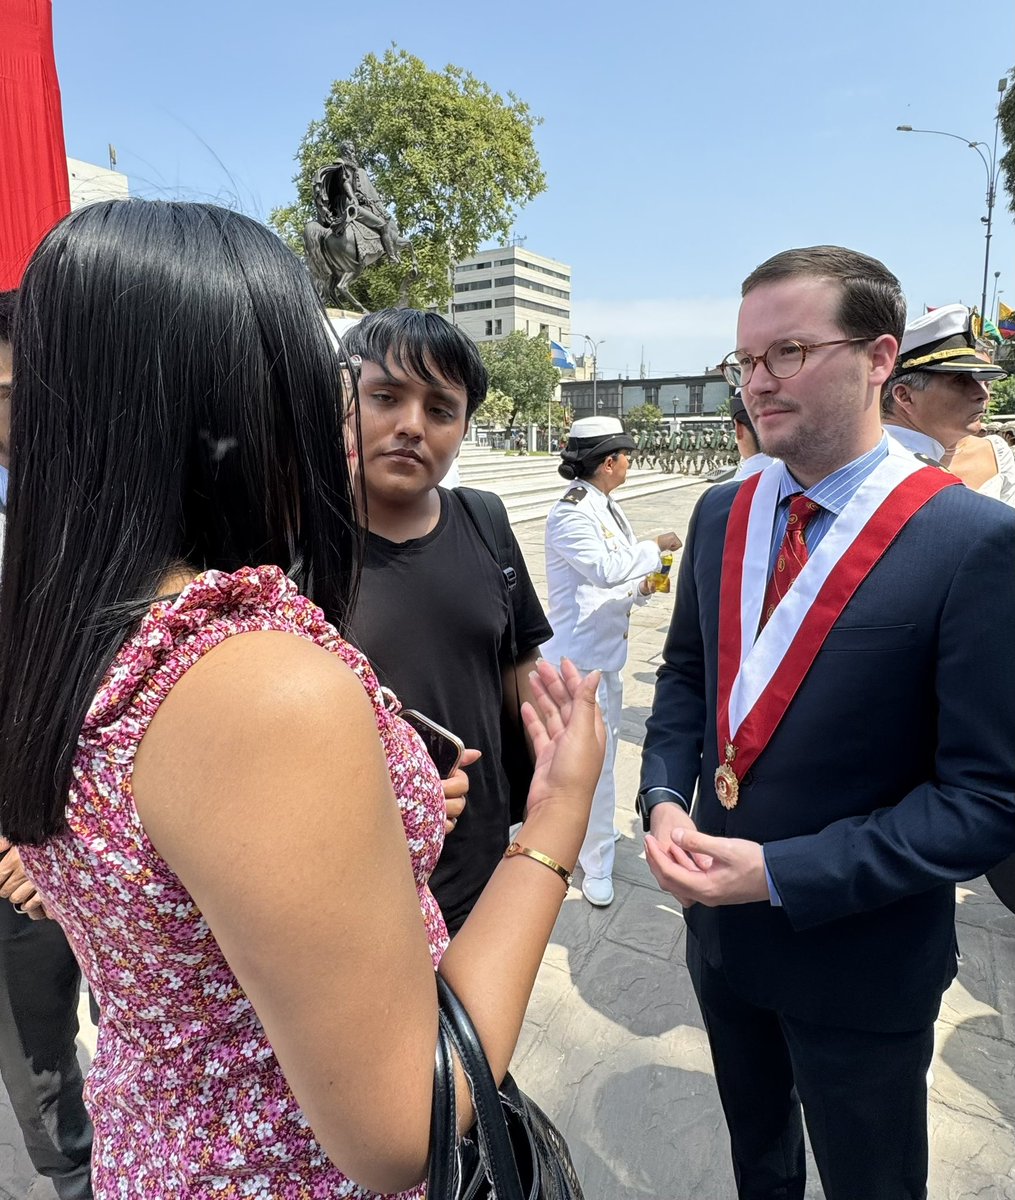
[625,402,664,430]
[270,46,546,311]
[989,372,1015,415]
[1000,66,1015,216]
[472,386,514,429]
[478,332,561,429]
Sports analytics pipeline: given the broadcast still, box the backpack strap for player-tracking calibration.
[453,487,534,822]
[454,486,518,661]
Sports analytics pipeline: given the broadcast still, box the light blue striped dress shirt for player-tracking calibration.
[767,435,890,575]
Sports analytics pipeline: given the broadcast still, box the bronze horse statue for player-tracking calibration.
[303,158,414,312]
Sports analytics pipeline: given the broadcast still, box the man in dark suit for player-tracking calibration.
[638,247,1015,1200]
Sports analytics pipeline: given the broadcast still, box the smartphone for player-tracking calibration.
[400,709,465,779]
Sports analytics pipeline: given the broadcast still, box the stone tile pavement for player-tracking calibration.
[3,481,1014,1198]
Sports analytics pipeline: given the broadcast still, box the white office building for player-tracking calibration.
[67,158,129,210]
[449,246,571,346]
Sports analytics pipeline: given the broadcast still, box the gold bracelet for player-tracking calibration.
[504,842,573,888]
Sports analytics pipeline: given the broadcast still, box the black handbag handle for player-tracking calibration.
[429,1017,459,1196]
[435,974,527,1200]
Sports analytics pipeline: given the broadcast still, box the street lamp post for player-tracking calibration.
[582,334,606,413]
[896,76,1008,326]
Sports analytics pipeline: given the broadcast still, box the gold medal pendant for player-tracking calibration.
[714,741,740,810]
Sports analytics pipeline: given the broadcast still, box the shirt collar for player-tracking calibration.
[579,481,609,505]
[733,453,776,481]
[883,423,946,464]
[775,435,890,516]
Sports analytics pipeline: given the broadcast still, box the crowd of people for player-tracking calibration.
[0,203,1013,1200]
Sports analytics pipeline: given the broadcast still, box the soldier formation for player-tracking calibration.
[631,420,739,475]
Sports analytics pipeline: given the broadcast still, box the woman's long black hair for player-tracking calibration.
[0,200,361,844]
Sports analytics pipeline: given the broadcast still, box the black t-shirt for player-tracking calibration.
[347,489,552,933]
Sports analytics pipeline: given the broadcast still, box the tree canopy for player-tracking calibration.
[1000,67,1015,217]
[989,373,1015,415]
[477,332,562,429]
[471,386,514,430]
[625,403,665,429]
[270,46,546,311]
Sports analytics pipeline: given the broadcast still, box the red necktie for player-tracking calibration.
[760,494,822,629]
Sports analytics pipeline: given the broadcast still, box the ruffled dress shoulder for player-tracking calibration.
[20,565,448,1199]
[980,435,1015,507]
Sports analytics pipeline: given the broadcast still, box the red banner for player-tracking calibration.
[0,0,70,289]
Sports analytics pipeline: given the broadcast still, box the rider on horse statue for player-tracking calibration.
[304,142,411,311]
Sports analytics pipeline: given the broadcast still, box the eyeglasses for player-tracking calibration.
[720,338,872,388]
[339,354,362,381]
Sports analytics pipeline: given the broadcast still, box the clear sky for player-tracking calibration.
[53,0,1014,380]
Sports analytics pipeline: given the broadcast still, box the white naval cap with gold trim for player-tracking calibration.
[892,304,1006,380]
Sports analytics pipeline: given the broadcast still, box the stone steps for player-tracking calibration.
[456,447,705,525]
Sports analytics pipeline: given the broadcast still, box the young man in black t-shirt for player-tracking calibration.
[344,311,552,933]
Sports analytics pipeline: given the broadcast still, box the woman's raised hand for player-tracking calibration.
[520,658,604,824]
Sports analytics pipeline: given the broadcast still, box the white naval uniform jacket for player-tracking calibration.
[542,482,662,673]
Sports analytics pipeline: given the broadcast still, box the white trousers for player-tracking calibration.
[577,667,624,880]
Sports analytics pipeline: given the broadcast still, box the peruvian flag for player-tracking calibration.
[0,1,71,288]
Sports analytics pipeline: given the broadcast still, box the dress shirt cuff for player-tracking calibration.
[763,850,783,906]
[637,786,689,831]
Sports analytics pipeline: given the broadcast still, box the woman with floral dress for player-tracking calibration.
[0,200,603,1199]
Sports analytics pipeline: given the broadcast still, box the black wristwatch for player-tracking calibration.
[636,787,688,832]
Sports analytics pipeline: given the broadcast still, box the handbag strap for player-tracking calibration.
[436,974,526,1200]
[429,1016,460,1196]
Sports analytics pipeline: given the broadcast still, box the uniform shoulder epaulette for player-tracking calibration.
[914,453,952,472]
[561,485,587,505]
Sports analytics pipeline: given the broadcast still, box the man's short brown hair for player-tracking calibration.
[742,246,906,346]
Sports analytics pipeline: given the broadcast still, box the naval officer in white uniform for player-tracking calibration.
[881,303,1006,462]
[542,417,681,906]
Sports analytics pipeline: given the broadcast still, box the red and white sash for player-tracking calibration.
[713,445,957,808]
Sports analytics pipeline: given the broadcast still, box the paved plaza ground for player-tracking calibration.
[4,480,1014,1198]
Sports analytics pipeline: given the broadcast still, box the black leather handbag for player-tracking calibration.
[428,975,585,1200]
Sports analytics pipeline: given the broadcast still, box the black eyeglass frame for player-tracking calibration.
[720,337,872,388]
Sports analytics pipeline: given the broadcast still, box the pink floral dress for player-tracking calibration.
[20,566,449,1199]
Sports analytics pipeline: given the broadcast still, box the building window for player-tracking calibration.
[689,384,704,414]
[515,258,571,283]
[495,319,502,334]
[485,320,493,336]
[453,300,493,312]
[457,261,491,272]
[455,280,492,292]
[645,385,659,405]
[493,275,570,301]
[494,296,570,319]
[539,323,549,335]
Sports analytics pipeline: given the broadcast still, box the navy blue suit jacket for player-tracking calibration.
[641,477,1015,1032]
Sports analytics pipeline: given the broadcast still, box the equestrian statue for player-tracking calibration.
[303,142,414,311]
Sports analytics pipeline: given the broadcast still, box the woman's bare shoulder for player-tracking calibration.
[134,629,379,819]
